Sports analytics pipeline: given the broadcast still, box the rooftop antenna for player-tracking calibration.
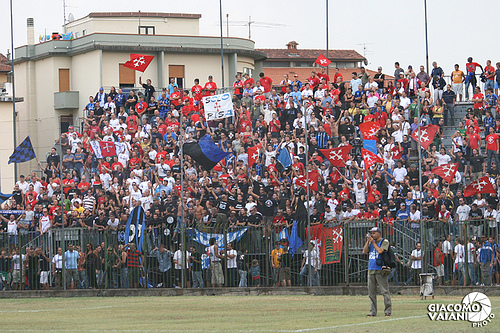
[63,0,67,33]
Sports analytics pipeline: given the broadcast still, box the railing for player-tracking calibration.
[0,218,497,291]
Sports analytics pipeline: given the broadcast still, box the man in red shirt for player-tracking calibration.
[467,126,481,153]
[135,96,148,116]
[259,72,272,98]
[307,71,320,90]
[486,127,499,168]
[318,67,330,83]
[471,86,484,119]
[243,73,255,88]
[279,74,291,94]
[484,60,495,92]
[333,68,343,85]
[191,78,203,109]
[62,173,75,195]
[465,57,483,100]
[233,74,244,99]
[77,175,90,193]
[203,75,217,97]
[170,86,181,110]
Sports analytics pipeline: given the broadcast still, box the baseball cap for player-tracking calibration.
[99,87,103,91]
[294,74,299,77]
[369,227,381,233]
[378,66,382,70]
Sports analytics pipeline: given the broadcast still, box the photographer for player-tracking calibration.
[362,227,392,317]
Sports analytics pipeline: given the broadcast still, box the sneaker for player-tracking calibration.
[385,313,391,317]
[367,314,376,317]
[481,283,485,286]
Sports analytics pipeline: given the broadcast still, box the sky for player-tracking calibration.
[1,0,499,79]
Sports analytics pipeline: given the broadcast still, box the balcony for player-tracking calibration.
[54,91,79,109]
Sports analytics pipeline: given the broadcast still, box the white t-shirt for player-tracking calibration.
[436,153,451,166]
[442,240,452,256]
[393,167,407,182]
[226,249,238,269]
[411,249,422,269]
[456,205,471,221]
[467,243,476,263]
[173,250,190,270]
[454,244,465,263]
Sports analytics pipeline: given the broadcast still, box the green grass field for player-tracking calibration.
[1,295,498,332]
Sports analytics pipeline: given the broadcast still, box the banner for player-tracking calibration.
[202,93,234,121]
[187,227,248,248]
[123,206,146,252]
[307,225,343,264]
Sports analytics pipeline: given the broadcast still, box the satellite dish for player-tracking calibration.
[363,59,368,66]
[68,13,74,23]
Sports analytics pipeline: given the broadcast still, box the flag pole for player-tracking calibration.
[416,98,426,274]
[303,102,312,287]
[9,0,18,181]
[219,0,225,88]
[180,117,185,288]
[326,0,329,77]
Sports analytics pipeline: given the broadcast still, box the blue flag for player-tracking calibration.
[183,135,231,170]
[124,206,146,252]
[188,227,248,248]
[276,146,292,172]
[8,136,36,164]
[0,192,14,204]
[363,139,378,155]
[289,221,303,257]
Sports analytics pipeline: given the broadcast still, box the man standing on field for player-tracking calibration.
[363,227,392,317]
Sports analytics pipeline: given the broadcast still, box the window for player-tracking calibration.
[139,26,155,35]
[119,64,135,88]
[293,61,313,68]
[60,115,73,134]
[82,29,86,36]
[243,67,253,78]
[59,68,70,92]
[263,61,290,68]
[169,65,185,89]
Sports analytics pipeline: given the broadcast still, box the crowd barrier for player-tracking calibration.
[0,217,498,291]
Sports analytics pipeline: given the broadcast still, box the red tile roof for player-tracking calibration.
[258,48,365,62]
[262,67,394,86]
[0,53,11,73]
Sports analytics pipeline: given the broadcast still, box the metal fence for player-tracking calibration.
[0,218,498,291]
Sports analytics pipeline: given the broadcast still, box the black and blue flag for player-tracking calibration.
[183,135,231,170]
[8,136,36,164]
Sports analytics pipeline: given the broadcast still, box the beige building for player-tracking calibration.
[12,12,266,182]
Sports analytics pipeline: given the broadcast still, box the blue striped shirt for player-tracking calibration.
[316,132,330,149]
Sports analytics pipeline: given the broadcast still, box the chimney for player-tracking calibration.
[27,18,34,45]
[286,41,298,54]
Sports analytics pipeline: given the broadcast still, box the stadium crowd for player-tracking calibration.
[1,57,500,291]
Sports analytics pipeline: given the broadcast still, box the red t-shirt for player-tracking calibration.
[244,78,255,88]
[170,91,181,106]
[62,179,75,194]
[308,77,320,89]
[238,120,252,133]
[135,101,148,115]
[318,73,330,83]
[473,93,484,109]
[465,62,481,73]
[260,77,273,93]
[203,82,217,97]
[485,65,495,80]
[269,119,281,132]
[157,124,167,137]
[191,84,203,101]
[156,151,167,163]
[78,181,90,191]
[111,162,123,171]
[469,133,480,149]
[129,157,141,168]
[486,134,499,151]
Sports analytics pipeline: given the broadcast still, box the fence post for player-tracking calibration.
[464,220,469,286]
[344,224,349,285]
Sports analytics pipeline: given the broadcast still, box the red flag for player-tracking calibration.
[411,124,439,150]
[123,54,154,72]
[464,176,496,197]
[307,225,343,264]
[361,148,383,169]
[320,145,352,167]
[359,122,382,140]
[99,141,116,158]
[432,163,458,184]
[248,144,261,168]
[330,167,342,183]
[294,169,319,192]
[314,54,332,67]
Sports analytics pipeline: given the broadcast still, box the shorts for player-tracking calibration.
[263,216,273,226]
[434,264,444,277]
[8,235,18,245]
[211,261,224,285]
[12,269,21,282]
[128,267,140,284]
[452,83,463,95]
[279,267,291,281]
[40,271,49,284]
[495,82,500,90]
[66,269,79,284]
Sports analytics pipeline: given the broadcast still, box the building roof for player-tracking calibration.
[0,53,11,73]
[88,12,202,19]
[258,48,365,62]
[262,67,393,85]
